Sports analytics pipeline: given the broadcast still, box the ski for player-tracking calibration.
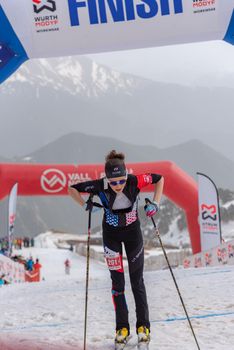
[115,335,133,350]
[137,341,150,350]
[115,340,150,350]
[115,343,129,350]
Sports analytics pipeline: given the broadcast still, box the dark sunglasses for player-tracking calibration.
[109,179,127,186]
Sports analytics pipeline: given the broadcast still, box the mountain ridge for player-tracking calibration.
[16,132,233,190]
[1,57,234,161]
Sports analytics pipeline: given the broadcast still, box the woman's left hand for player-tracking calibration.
[144,201,159,217]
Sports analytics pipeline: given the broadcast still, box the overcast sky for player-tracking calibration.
[89,40,234,87]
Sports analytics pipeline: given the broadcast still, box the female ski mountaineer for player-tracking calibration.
[68,150,164,349]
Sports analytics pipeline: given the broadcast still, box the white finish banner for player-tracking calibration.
[1,0,234,83]
[0,0,234,58]
[197,173,221,252]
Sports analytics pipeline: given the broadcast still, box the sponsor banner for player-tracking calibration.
[184,239,234,268]
[2,165,132,196]
[0,254,25,283]
[8,183,18,255]
[197,173,221,252]
[25,269,41,282]
[0,0,234,60]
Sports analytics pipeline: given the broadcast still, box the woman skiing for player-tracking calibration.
[68,150,164,349]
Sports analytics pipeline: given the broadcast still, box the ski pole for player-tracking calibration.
[83,193,93,350]
[145,199,201,350]
[83,195,103,350]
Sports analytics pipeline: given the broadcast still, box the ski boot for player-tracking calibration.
[137,326,150,350]
[115,327,130,350]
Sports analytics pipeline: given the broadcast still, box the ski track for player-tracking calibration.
[0,247,234,350]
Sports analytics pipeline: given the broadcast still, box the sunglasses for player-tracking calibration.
[108,179,127,186]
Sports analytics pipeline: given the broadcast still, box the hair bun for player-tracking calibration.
[105,150,125,162]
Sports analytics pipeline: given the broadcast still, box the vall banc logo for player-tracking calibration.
[40,168,67,193]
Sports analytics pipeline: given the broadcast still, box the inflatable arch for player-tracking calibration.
[0,161,200,253]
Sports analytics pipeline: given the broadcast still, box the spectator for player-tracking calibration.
[34,258,42,282]
[23,237,30,248]
[31,238,35,247]
[64,258,71,275]
[26,256,34,271]
[17,238,22,250]
[0,237,8,255]
[34,258,42,271]
[0,274,10,286]
[0,274,5,286]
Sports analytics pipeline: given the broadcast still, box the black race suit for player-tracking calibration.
[71,173,162,333]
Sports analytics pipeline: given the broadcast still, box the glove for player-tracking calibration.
[144,200,159,217]
[83,199,101,213]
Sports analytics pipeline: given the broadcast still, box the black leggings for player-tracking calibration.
[103,222,150,333]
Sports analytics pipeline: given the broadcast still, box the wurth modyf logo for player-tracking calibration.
[41,169,67,193]
[201,204,217,221]
[192,0,216,14]
[193,0,215,7]
[33,0,56,13]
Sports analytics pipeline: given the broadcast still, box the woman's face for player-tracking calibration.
[107,176,127,193]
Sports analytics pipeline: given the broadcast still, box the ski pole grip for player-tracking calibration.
[86,194,103,211]
[145,197,151,205]
[86,193,94,213]
[145,198,157,228]
[88,193,94,201]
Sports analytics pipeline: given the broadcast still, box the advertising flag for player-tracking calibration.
[197,173,221,252]
[8,183,18,255]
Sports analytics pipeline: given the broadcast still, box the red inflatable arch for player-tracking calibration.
[0,161,200,253]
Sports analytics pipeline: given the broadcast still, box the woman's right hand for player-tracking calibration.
[83,198,102,213]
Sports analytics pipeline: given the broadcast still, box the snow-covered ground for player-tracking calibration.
[0,234,234,350]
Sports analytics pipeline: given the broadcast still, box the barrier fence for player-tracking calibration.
[0,254,25,283]
[184,239,234,268]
